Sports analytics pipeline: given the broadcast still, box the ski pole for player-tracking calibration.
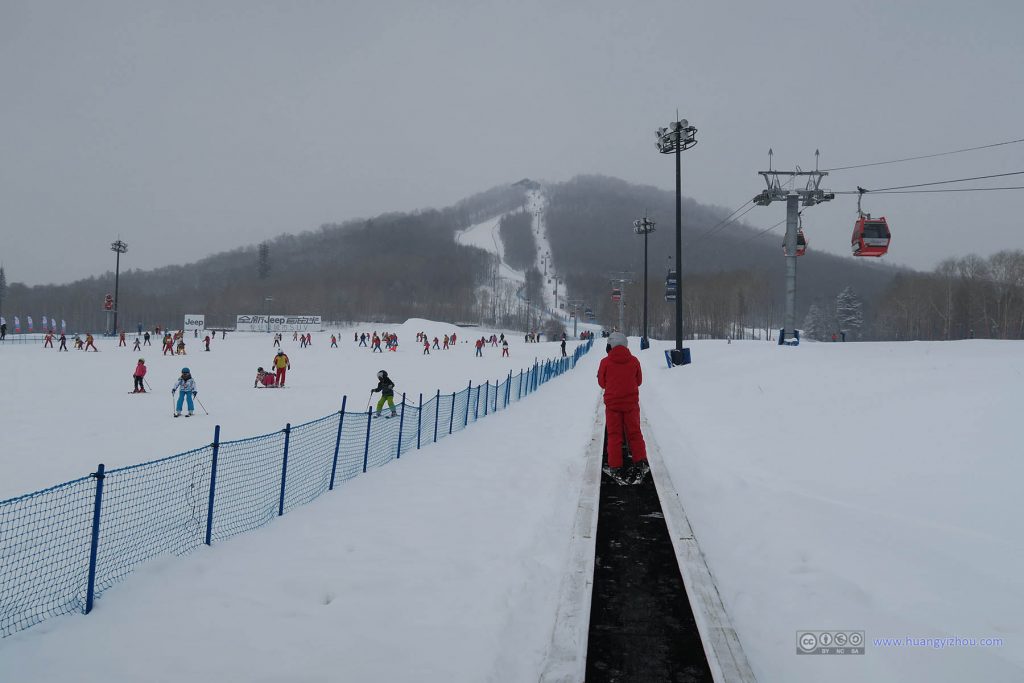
[365,391,374,411]
[195,395,209,416]
[144,378,153,392]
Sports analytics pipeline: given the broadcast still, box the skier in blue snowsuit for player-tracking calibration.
[172,367,198,417]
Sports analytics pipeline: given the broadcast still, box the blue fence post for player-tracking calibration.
[363,409,372,472]
[464,381,471,427]
[494,378,499,412]
[518,369,523,400]
[416,393,422,450]
[433,389,440,443]
[84,463,106,615]
[397,393,406,459]
[474,382,481,421]
[329,396,347,491]
[205,426,221,545]
[278,423,291,517]
[483,381,489,417]
[449,392,456,434]
[506,371,512,407]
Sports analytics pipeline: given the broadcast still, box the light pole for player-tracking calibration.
[632,213,656,350]
[656,118,697,365]
[110,239,127,336]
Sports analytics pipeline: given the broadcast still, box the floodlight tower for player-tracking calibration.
[110,239,127,336]
[632,212,656,350]
[655,118,697,364]
[752,150,834,345]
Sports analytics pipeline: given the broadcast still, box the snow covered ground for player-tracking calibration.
[2,331,1022,682]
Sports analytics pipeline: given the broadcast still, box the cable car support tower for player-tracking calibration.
[753,150,834,345]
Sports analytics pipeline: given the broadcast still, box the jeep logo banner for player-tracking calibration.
[236,315,323,332]
[184,315,205,331]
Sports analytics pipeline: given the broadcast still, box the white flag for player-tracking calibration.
[14,316,20,332]
[27,316,34,332]
[42,315,48,328]
[61,319,67,332]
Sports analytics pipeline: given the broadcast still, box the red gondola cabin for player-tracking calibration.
[783,230,808,257]
[851,217,891,257]
[611,287,621,302]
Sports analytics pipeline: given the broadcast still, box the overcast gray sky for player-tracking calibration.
[2,0,1022,285]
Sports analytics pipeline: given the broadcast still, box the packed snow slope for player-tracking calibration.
[2,332,1022,682]
[1,322,565,498]
[640,338,1024,682]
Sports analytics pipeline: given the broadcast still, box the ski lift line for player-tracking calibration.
[834,170,1024,194]
[849,185,1024,194]
[687,203,758,248]
[823,136,1024,172]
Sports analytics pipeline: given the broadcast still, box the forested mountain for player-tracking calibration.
[543,175,900,339]
[4,175,1021,341]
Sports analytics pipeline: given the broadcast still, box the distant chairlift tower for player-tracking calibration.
[752,149,834,345]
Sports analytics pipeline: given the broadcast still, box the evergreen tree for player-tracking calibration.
[257,242,271,280]
[835,286,864,339]
[802,303,825,341]
[0,265,6,317]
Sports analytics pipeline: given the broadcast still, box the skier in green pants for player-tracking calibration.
[371,370,397,417]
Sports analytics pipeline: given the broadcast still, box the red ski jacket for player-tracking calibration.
[597,346,642,410]
[134,363,147,378]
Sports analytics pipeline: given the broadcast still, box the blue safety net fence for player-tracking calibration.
[0,338,593,637]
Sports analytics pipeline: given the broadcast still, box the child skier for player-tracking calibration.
[204,335,211,351]
[273,350,291,387]
[84,334,98,351]
[254,367,278,388]
[371,370,397,418]
[133,337,141,351]
[331,335,338,348]
[132,359,147,393]
[423,338,430,355]
[502,339,509,357]
[171,368,197,417]
[597,332,649,484]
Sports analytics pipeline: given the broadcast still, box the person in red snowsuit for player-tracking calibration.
[119,331,126,347]
[162,334,174,355]
[204,335,211,351]
[597,332,648,476]
[133,359,147,393]
[44,332,53,348]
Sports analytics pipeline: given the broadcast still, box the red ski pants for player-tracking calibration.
[276,367,287,386]
[605,404,647,468]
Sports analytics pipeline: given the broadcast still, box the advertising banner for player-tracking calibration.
[184,314,206,331]
[235,315,322,333]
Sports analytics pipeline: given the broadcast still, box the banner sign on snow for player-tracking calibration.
[184,315,205,331]
[235,315,322,332]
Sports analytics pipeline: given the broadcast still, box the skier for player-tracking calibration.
[561,337,567,357]
[450,332,457,345]
[359,333,368,347]
[143,331,151,346]
[132,358,147,393]
[204,334,211,351]
[176,339,187,355]
[273,350,291,387]
[133,337,141,351]
[371,370,397,418]
[442,334,449,350]
[293,331,299,342]
[475,337,484,357]
[300,334,307,349]
[432,336,440,350]
[371,333,382,353]
[162,333,174,355]
[306,332,312,346]
[331,334,338,348]
[423,338,430,355]
[84,334,98,352]
[273,333,281,348]
[171,367,197,417]
[255,367,278,388]
[58,333,67,351]
[0,322,5,340]
[597,332,649,484]
[44,332,53,348]
[119,330,126,347]
[502,339,509,357]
